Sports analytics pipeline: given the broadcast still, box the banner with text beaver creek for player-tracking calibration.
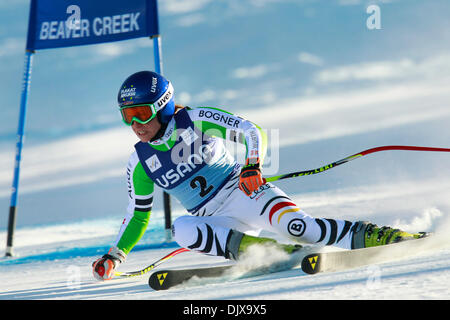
[26,0,159,51]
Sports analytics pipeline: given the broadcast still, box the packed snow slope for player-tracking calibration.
[1,180,450,300]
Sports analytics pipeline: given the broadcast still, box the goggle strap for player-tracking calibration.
[153,82,174,113]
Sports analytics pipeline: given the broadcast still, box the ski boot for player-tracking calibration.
[351,221,428,249]
[225,230,301,260]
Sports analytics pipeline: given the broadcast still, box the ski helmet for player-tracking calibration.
[118,71,175,124]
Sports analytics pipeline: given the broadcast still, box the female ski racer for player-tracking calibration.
[93,71,422,280]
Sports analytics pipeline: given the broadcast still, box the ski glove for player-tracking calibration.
[239,158,265,196]
[92,247,126,281]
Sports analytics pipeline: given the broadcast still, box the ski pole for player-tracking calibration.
[114,247,189,278]
[264,145,450,183]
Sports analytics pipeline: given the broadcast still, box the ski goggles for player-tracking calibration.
[119,82,174,126]
[120,104,158,126]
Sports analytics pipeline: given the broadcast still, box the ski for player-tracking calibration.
[149,235,432,290]
[149,253,304,290]
[149,265,234,290]
[301,234,432,274]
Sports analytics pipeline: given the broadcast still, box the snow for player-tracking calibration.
[1,240,450,300]
[1,181,450,300]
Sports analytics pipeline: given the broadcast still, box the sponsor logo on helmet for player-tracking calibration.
[151,77,158,93]
[120,86,136,99]
[154,82,174,111]
[158,89,172,108]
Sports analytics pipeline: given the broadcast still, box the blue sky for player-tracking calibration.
[1,0,450,228]
[0,0,448,143]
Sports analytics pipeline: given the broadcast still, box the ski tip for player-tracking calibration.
[418,231,431,238]
[301,253,322,274]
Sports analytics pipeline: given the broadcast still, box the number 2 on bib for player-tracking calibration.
[190,176,213,197]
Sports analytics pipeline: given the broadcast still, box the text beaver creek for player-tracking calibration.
[39,12,141,40]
